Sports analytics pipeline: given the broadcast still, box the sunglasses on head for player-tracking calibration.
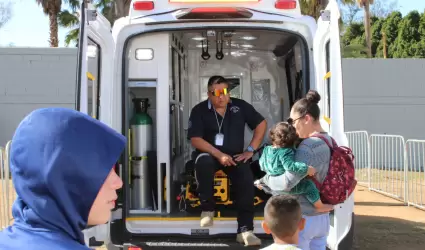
[210,88,229,97]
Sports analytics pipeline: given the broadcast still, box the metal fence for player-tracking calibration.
[346,131,425,210]
[0,141,14,230]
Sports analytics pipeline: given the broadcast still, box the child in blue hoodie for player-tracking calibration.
[0,108,126,250]
[255,122,333,213]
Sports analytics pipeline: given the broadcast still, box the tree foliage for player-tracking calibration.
[0,0,12,29]
[59,0,130,46]
[342,9,425,58]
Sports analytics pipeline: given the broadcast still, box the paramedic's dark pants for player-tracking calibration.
[195,154,255,233]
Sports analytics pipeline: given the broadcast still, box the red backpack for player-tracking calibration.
[309,134,357,205]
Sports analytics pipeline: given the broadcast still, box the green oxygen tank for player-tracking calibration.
[130,98,153,210]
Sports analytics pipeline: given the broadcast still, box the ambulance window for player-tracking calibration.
[87,39,101,119]
[227,78,241,99]
[325,40,330,118]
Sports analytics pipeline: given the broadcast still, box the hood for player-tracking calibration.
[9,108,126,243]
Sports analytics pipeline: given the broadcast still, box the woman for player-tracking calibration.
[0,107,126,250]
[263,90,332,250]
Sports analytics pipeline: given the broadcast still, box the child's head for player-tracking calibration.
[262,195,305,240]
[9,107,126,242]
[269,122,299,148]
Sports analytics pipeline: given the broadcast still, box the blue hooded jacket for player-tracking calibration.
[0,108,126,250]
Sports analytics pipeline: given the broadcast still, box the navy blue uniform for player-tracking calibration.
[188,98,265,233]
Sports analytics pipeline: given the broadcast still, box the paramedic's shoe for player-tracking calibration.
[200,211,214,227]
[236,231,262,246]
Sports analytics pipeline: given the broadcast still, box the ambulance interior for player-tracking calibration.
[125,29,308,218]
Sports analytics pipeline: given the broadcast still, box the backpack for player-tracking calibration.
[309,134,357,205]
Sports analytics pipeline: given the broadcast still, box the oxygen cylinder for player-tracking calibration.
[131,98,153,210]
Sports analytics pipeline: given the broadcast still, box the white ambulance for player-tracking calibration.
[77,0,355,249]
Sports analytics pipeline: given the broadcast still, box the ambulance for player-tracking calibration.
[76,0,355,249]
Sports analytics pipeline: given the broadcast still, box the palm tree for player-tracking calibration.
[357,0,374,57]
[35,0,62,47]
[111,0,131,20]
[58,0,80,46]
[299,0,356,20]
[58,0,117,47]
[299,0,322,19]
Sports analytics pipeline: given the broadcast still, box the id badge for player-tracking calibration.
[215,133,224,146]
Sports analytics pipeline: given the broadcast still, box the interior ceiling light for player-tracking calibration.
[192,36,206,41]
[241,44,254,48]
[240,36,257,40]
[231,51,247,57]
[196,44,207,48]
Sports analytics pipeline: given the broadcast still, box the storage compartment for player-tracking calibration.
[123,28,309,233]
[127,83,162,214]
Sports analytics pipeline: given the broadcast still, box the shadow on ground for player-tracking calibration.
[354,215,425,250]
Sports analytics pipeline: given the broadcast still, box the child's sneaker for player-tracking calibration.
[254,179,275,195]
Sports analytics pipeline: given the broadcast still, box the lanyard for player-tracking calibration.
[213,106,227,134]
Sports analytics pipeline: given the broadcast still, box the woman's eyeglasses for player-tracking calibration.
[287,115,304,125]
[210,88,229,97]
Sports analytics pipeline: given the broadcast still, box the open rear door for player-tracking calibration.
[75,2,116,247]
[75,2,114,122]
[313,1,354,250]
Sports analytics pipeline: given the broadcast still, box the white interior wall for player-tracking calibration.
[187,48,295,148]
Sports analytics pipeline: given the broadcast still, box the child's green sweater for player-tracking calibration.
[259,146,308,177]
[259,145,321,204]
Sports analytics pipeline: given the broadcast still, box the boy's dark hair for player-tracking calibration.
[269,122,299,147]
[264,194,302,238]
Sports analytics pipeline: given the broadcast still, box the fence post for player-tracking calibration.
[0,147,5,229]
[367,132,371,188]
[404,140,408,204]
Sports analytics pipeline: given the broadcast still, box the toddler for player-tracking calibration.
[255,122,333,213]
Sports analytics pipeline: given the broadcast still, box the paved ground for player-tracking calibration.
[353,185,425,250]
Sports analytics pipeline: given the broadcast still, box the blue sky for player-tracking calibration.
[1,0,425,47]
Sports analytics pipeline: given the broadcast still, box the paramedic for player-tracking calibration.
[188,75,267,246]
[0,108,126,250]
[262,90,332,250]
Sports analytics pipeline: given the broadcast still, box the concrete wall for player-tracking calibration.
[0,48,77,146]
[342,59,425,140]
[0,48,424,146]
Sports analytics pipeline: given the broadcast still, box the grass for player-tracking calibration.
[0,179,15,230]
[355,168,425,208]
